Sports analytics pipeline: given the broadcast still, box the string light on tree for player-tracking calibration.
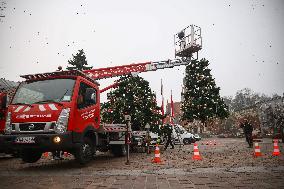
[181,58,229,132]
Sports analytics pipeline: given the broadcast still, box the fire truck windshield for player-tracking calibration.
[12,79,75,105]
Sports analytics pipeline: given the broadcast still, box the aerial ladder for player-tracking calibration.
[22,25,201,82]
[89,25,202,92]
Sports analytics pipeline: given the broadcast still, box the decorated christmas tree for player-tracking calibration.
[101,75,162,132]
[181,58,229,130]
[66,49,93,71]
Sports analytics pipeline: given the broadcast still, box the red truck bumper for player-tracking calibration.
[0,132,77,152]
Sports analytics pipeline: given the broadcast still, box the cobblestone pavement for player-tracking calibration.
[0,138,283,188]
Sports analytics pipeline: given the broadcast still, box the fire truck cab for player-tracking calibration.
[0,70,127,164]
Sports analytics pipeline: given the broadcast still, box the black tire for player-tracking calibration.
[110,145,127,157]
[21,149,42,163]
[183,138,191,145]
[74,137,94,165]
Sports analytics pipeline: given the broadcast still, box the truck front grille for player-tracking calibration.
[19,123,46,131]
[11,122,56,133]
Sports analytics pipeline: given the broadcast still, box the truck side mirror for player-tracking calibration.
[85,88,96,104]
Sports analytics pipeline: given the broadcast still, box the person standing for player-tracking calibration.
[240,119,253,148]
[164,124,174,150]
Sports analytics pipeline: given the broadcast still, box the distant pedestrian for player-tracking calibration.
[240,119,253,148]
[164,124,174,150]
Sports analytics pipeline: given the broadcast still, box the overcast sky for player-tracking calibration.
[0,0,283,104]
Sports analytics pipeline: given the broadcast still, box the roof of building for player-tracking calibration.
[0,78,18,91]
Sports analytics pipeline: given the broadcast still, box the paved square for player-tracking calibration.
[0,138,283,188]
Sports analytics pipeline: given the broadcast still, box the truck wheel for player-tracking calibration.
[21,149,42,163]
[183,138,191,145]
[110,145,127,157]
[74,137,94,165]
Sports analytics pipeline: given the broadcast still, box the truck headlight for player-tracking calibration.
[4,112,12,134]
[55,108,70,134]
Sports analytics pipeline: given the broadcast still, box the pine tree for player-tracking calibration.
[181,58,229,127]
[66,49,93,71]
[101,75,162,132]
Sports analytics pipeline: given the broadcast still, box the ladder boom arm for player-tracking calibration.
[83,58,190,80]
[100,82,120,93]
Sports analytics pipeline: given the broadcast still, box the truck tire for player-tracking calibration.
[110,145,127,157]
[74,137,94,165]
[183,138,191,145]
[21,149,42,163]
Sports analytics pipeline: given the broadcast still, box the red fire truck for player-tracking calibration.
[0,25,202,164]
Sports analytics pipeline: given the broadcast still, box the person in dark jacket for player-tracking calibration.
[240,119,253,148]
[164,124,174,150]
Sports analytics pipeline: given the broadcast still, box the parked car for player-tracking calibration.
[131,131,162,147]
[172,124,196,145]
[193,134,201,141]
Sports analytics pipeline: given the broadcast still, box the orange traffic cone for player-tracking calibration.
[152,144,162,163]
[272,139,280,156]
[254,142,262,157]
[192,143,202,160]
